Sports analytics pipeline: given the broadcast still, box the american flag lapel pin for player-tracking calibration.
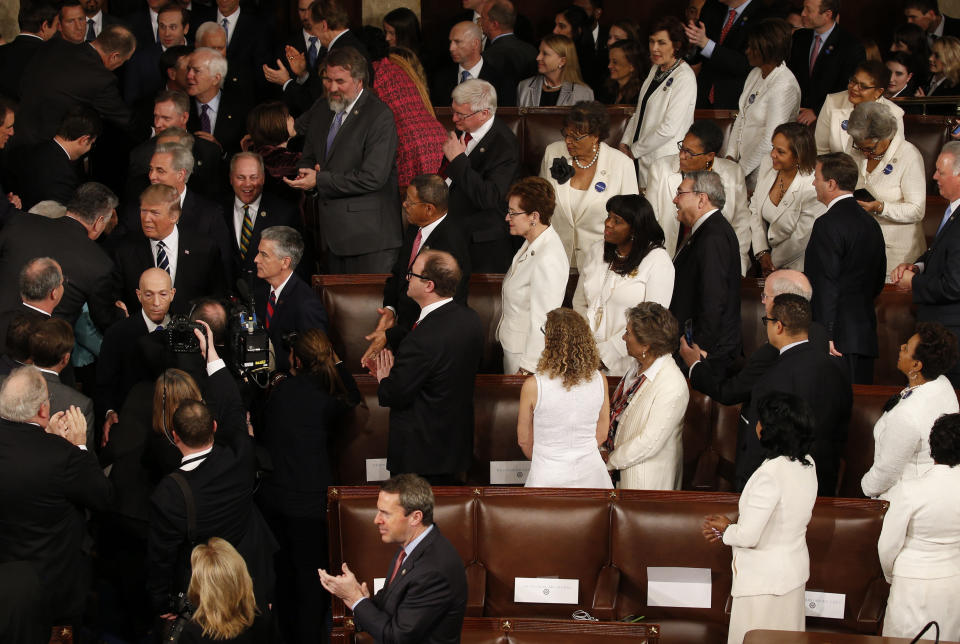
[184,249,190,255]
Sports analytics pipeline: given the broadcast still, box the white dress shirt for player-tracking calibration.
[416,298,453,325]
[151,226,180,284]
[271,271,294,303]
[458,58,484,83]
[196,91,222,134]
[233,195,262,247]
[216,8,240,45]
[141,309,171,333]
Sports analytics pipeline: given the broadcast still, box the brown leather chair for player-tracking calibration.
[902,115,951,194]
[874,287,915,386]
[836,385,899,499]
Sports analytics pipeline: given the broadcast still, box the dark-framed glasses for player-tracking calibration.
[847,76,877,91]
[761,315,779,325]
[677,141,708,157]
[561,130,591,142]
[405,270,430,281]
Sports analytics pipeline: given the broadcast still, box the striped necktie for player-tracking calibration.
[156,240,170,274]
[266,290,276,330]
[239,205,255,258]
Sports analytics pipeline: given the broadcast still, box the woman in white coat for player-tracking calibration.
[703,392,818,644]
[540,101,637,269]
[619,16,696,189]
[573,195,674,377]
[846,101,927,278]
[815,59,905,155]
[878,414,960,640]
[602,303,688,489]
[497,177,569,375]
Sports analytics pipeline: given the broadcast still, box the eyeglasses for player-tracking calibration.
[675,189,700,197]
[851,140,879,154]
[847,76,877,91]
[677,141,708,157]
[405,270,431,282]
[561,130,591,142]
[452,109,483,120]
[506,210,531,218]
[761,315,779,325]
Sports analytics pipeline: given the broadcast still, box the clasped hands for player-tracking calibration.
[283,163,320,191]
[701,514,732,544]
[890,262,918,291]
[263,45,307,85]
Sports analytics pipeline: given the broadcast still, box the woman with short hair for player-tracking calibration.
[517,34,594,107]
[921,35,960,98]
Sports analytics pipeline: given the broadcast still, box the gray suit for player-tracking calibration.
[299,90,402,273]
[516,76,595,108]
[41,370,95,450]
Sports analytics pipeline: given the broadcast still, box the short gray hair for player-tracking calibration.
[847,101,897,143]
[261,226,304,268]
[0,366,48,423]
[941,141,960,175]
[687,170,726,210]
[157,126,194,149]
[19,258,62,302]
[155,142,195,179]
[451,79,497,114]
[766,270,813,301]
[195,23,223,44]
[230,151,265,175]
[192,47,227,88]
[67,182,118,225]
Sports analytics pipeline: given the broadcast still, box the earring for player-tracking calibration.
[641,351,647,359]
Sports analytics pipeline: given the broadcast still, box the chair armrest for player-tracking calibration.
[856,577,890,633]
[690,450,719,490]
[590,565,621,620]
[466,562,486,617]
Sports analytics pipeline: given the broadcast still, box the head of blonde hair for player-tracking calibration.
[187,537,257,639]
[933,36,960,85]
[536,308,600,388]
[541,33,584,85]
[152,369,202,435]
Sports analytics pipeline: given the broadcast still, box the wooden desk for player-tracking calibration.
[744,630,957,643]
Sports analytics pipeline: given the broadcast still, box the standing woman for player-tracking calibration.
[497,177,569,375]
[599,39,645,105]
[815,60,904,155]
[517,35,594,107]
[553,5,598,89]
[703,392,819,644]
[573,195,674,377]
[382,7,422,55]
[539,101,637,268]
[619,16,696,188]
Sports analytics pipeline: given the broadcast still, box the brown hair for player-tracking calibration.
[536,308,600,389]
[247,101,291,148]
[745,18,793,66]
[291,329,348,397]
[29,318,74,368]
[507,177,556,226]
[772,122,817,174]
[387,47,436,118]
[310,0,349,30]
[152,369,202,435]
[626,303,679,357]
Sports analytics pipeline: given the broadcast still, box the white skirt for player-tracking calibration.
[883,574,960,641]
[728,584,805,644]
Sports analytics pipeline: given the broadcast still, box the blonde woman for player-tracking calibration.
[517,308,612,489]
[920,35,960,98]
[517,34,594,107]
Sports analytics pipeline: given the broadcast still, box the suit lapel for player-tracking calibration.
[812,28,841,77]
[325,92,368,161]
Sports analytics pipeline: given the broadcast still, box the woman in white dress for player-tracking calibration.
[573,195,674,377]
[846,101,927,278]
[517,308,612,489]
[619,16,696,188]
[750,122,825,276]
[862,323,959,499]
[602,303,688,489]
[540,101,637,269]
[497,177,569,375]
[879,414,960,641]
[703,392,818,644]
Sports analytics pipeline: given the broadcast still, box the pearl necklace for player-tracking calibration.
[573,145,600,169]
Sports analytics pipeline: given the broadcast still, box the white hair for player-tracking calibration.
[942,141,960,175]
[156,142,195,180]
[192,46,228,89]
[451,79,497,114]
[0,366,48,423]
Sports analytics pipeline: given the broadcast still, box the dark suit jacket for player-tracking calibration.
[226,192,301,280]
[186,87,251,157]
[0,34,45,100]
[739,341,852,496]
[670,211,742,372]
[39,370,95,448]
[354,525,468,644]
[788,25,866,112]
[254,273,329,373]
[429,58,504,108]
[126,136,225,203]
[913,201,960,326]
[94,312,149,422]
[282,29,371,116]
[122,42,163,106]
[0,418,113,621]
[445,117,520,273]
[482,34,537,107]
[14,140,81,210]
[804,196,886,357]
[127,9,160,53]
[379,301,482,476]
[191,7,271,73]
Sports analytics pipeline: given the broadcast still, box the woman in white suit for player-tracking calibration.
[517,34,595,108]
[878,414,960,640]
[540,101,637,268]
[646,120,752,272]
[815,60,905,155]
[703,392,818,644]
[573,195,674,377]
[725,18,801,186]
[619,16,696,189]
[846,101,927,278]
[750,122,825,276]
[497,177,569,375]
[602,303,688,489]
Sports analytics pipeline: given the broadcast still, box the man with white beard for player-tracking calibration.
[283,46,401,273]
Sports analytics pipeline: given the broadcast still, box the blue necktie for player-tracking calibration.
[937,206,953,237]
[221,17,229,41]
[326,111,344,159]
[307,36,319,69]
[460,70,470,83]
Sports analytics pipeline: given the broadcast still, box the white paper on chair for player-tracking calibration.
[490,461,531,484]
[365,458,390,482]
[514,577,579,604]
[805,591,845,618]
[646,567,712,608]
[373,577,385,594]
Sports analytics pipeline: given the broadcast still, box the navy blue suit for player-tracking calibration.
[254,273,328,373]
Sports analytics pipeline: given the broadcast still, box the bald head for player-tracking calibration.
[450,21,483,66]
[137,268,175,323]
[763,270,813,315]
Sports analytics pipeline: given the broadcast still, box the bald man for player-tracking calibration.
[429,21,504,107]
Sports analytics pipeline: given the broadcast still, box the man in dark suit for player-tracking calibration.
[113,183,226,315]
[0,257,62,357]
[185,47,249,157]
[193,20,259,104]
[670,170,742,375]
[122,3,190,106]
[479,0,537,107]
[285,46,402,273]
[788,0,865,126]
[0,99,20,225]
[893,142,960,387]
[253,226,328,373]
[80,0,123,41]
[125,0,167,52]
[320,474,468,643]
[375,251,482,482]
[443,79,520,273]
[0,366,113,628]
[362,175,472,368]
[740,294,852,495]
[804,152,886,385]
[430,21,504,108]
[905,0,960,47]
[685,0,780,109]
[191,0,271,86]
[0,1,59,101]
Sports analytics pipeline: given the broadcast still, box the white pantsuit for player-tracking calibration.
[620,61,697,189]
[814,92,905,155]
[572,242,674,377]
[539,141,639,268]
[646,155,753,273]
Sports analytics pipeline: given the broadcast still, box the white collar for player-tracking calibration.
[416,298,453,324]
[22,302,51,316]
[933,15,946,39]
[216,7,239,23]
[690,208,718,235]
[465,114,495,145]
[234,194,262,214]
[949,197,960,214]
[37,366,60,378]
[459,57,483,79]
[779,338,809,354]
[639,353,670,380]
[328,29,348,49]
[53,138,72,160]
[199,90,221,113]
[180,445,214,471]
[418,213,447,243]
[271,271,294,301]
[151,224,179,253]
[141,309,171,333]
[402,524,434,557]
[826,193,853,210]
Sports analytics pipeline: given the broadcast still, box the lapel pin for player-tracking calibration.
[595,181,606,193]
[184,249,190,255]
[841,119,848,131]
[883,164,894,175]
[479,147,486,153]
[227,115,232,119]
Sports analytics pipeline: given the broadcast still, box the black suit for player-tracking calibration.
[670,211,742,373]
[0,419,113,622]
[379,300,482,478]
[192,8,271,79]
[254,273,329,373]
[429,58,504,108]
[482,34,537,107]
[226,192,302,280]
[13,140,81,210]
[122,43,163,106]
[94,312,150,423]
[353,525,467,644]
[0,34,45,100]
[788,26,865,113]
[804,196,886,384]
[186,87,251,157]
[127,9,160,54]
[126,136,225,203]
[446,117,520,273]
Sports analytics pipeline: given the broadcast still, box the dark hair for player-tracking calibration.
[687,120,725,155]
[383,7,421,53]
[892,22,931,59]
[603,195,664,275]
[508,176,556,226]
[290,329,349,398]
[172,399,215,448]
[156,3,189,26]
[562,100,610,140]
[57,106,102,141]
[358,25,389,62]
[19,0,59,33]
[380,473,435,525]
[0,97,15,125]
[310,0,349,30]
[95,24,137,58]
[771,293,811,333]
[930,413,960,466]
[609,19,642,43]
[29,318,73,369]
[155,89,190,114]
[772,122,817,174]
[557,5,589,41]
[913,322,960,380]
[605,39,645,103]
[190,298,227,346]
[886,50,919,76]
[818,0,841,18]
[67,182,119,225]
[6,315,37,363]
[324,46,368,85]
[856,59,892,93]
[757,392,814,465]
[745,18,793,66]
[247,101,291,147]
[419,250,461,297]
[160,44,193,78]
[59,0,82,14]
[649,15,689,59]
[409,174,449,212]
[905,0,941,15]
[486,0,517,30]
[816,152,860,192]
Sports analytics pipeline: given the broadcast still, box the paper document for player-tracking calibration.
[514,577,579,604]
[805,591,845,618]
[647,567,712,608]
[366,458,390,482]
[490,460,531,484]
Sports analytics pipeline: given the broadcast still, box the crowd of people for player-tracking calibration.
[0,0,959,642]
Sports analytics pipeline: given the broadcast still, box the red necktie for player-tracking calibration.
[438,133,472,179]
[809,34,822,76]
[408,229,423,267]
[265,290,276,330]
[388,549,406,585]
[708,9,738,105]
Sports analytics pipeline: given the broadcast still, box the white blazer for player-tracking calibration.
[516,75,595,107]
[572,242,674,377]
[620,61,697,188]
[722,455,818,597]
[539,140,639,268]
[726,63,801,178]
[646,155,752,274]
[814,92,905,155]
[496,225,569,373]
[605,354,689,490]
[861,376,959,499]
[853,135,928,277]
[749,157,826,271]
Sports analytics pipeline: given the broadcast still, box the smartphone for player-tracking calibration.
[683,319,694,346]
